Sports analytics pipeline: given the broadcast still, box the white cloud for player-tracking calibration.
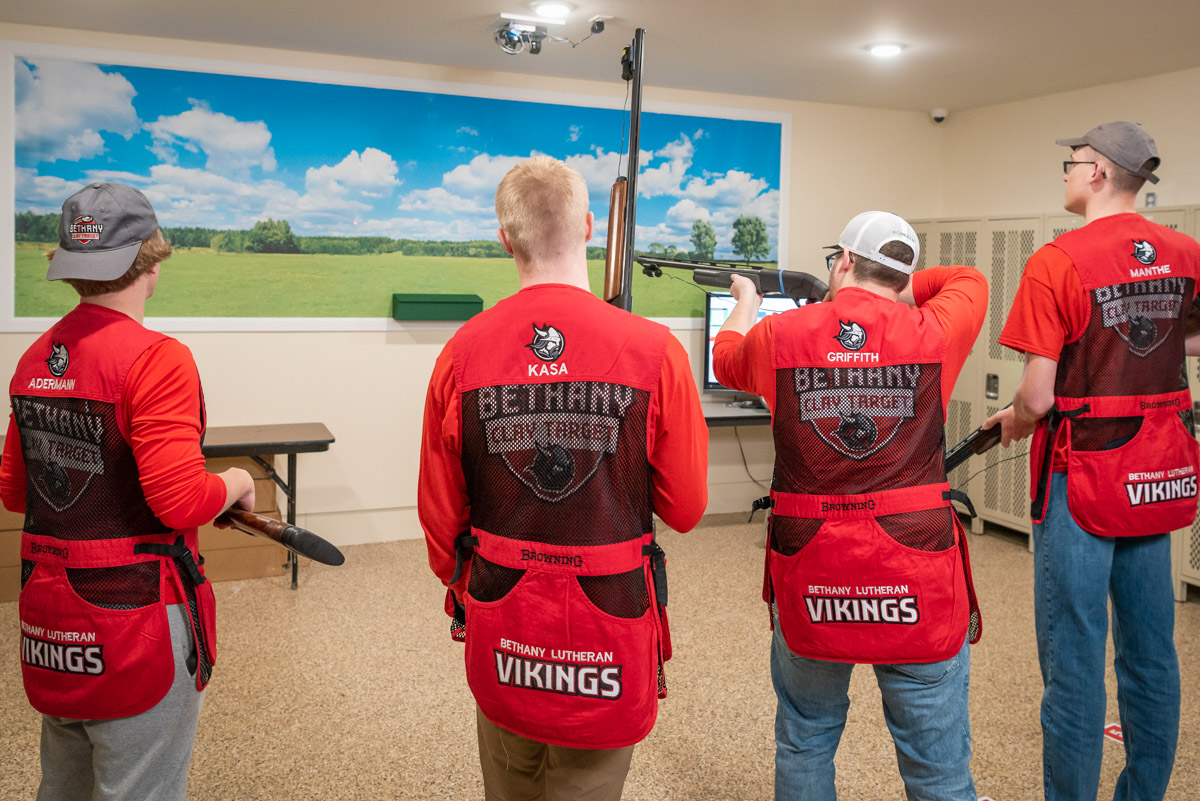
[442,153,529,199]
[458,126,479,136]
[14,168,86,213]
[144,100,276,175]
[666,199,712,224]
[15,59,140,163]
[564,148,623,196]
[355,216,499,241]
[305,148,400,200]
[682,169,770,207]
[635,135,695,199]
[398,187,489,215]
[569,125,582,143]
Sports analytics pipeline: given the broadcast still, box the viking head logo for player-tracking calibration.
[1132,239,1157,265]
[45,342,69,377]
[41,460,71,505]
[1127,315,1157,349]
[526,443,576,491]
[834,320,867,351]
[527,324,565,362]
[834,411,878,452]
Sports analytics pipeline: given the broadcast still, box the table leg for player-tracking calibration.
[287,453,298,590]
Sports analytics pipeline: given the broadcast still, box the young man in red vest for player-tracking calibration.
[0,183,256,801]
[418,157,709,800]
[714,211,987,801]
[986,122,1200,801]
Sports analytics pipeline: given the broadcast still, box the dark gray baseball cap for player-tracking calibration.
[47,183,162,281]
[1056,121,1160,185]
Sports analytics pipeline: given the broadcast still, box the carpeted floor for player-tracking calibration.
[1,516,1197,800]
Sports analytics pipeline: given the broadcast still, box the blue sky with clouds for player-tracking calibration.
[15,56,782,257]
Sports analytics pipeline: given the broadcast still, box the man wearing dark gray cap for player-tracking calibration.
[0,183,255,801]
[987,122,1200,800]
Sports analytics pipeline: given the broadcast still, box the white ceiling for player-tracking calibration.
[3,0,1200,112]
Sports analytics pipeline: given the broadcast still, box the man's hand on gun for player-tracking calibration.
[729,274,763,305]
[982,405,1040,448]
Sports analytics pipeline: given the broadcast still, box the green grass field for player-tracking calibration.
[14,243,708,319]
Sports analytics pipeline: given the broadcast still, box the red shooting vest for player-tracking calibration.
[1030,215,1200,535]
[12,305,216,719]
[766,290,980,665]
[454,284,671,749]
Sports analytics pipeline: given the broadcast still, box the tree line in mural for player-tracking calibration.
[15,211,772,263]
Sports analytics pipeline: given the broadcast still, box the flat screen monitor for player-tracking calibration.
[703,292,805,392]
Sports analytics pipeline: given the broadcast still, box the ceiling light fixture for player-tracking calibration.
[868,43,905,58]
[531,1,573,18]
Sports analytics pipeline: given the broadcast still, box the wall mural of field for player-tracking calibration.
[13,53,784,321]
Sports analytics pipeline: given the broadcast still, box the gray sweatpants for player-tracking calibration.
[36,603,206,801]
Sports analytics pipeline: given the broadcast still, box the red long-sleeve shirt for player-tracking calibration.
[0,304,227,529]
[712,266,988,416]
[419,283,709,599]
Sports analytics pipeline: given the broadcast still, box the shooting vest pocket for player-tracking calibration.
[1062,395,1199,535]
[19,557,174,719]
[768,485,970,665]
[463,529,663,749]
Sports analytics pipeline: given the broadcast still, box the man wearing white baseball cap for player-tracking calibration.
[0,183,255,801]
[987,121,1200,801]
[713,211,988,801]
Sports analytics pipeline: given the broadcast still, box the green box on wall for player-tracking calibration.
[392,293,483,321]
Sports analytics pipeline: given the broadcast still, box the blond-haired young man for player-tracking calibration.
[419,157,708,800]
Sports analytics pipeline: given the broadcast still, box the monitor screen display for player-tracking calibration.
[703,292,806,391]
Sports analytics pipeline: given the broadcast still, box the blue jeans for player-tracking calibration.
[1034,473,1179,801]
[770,623,975,801]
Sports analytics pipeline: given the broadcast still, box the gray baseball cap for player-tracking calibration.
[1056,121,1160,185]
[47,183,162,281]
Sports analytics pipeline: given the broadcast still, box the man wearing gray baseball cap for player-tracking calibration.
[0,183,255,801]
[712,211,988,801]
[987,122,1200,801]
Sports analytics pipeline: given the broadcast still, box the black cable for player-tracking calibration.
[617,79,630,176]
[661,270,707,294]
[734,425,770,491]
[952,450,1029,492]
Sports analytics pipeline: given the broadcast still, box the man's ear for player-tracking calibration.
[584,211,595,243]
[497,227,515,255]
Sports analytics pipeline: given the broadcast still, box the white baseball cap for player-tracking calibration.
[828,211,920,275]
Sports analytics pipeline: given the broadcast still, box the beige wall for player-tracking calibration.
[0,23,944,545]
[7,23,1198,547]
[941,65,1200,218]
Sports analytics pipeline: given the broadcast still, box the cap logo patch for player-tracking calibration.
[1131,240,1157,265]
[45,343,69,378]
[834,320,867,351]
[527,324,565,362]
[68,216,103,246]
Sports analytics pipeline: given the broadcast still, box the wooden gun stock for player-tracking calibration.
[603,177,628,303]
[216,508,346,567]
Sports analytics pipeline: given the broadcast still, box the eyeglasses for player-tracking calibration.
[1063,160,1097,174]
[825,249,843,270]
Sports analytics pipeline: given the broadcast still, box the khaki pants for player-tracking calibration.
[476,706,635,801]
